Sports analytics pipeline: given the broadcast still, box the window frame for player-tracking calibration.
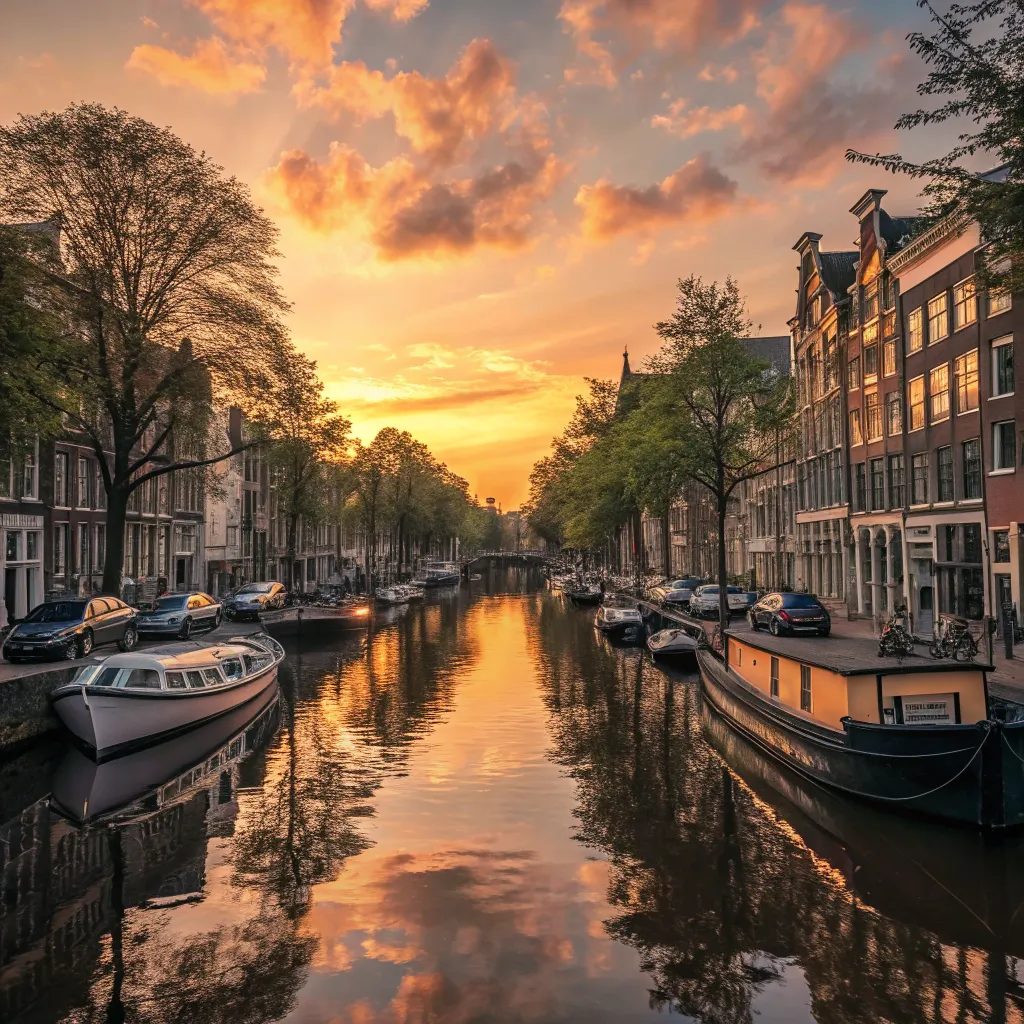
[908,375,925,431]
[962,438,982,499]
[927,291,949,344]
[800,665,812,713]
[991,335,1014,398]
[954,348,979,414]
[929,362,950,423]
[992,420,1017,472]
[911,453,929,506]
[937,446,954,502]
[953,277,977,331]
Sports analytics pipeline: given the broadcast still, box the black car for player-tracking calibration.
[2,597,139,662]
[224,581,286,620]
[747,592,831,637]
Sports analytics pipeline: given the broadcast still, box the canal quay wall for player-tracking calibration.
[0,662,74,753]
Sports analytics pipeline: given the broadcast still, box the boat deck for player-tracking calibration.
[727,629,993,676]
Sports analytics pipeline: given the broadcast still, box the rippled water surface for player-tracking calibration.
[4,568,1024,1023]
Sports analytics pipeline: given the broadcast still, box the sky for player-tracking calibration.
[0,0,947,506]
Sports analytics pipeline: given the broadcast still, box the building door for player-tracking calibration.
[996,574,1013,633]
[175,557,186,590]
[4,567,16,625]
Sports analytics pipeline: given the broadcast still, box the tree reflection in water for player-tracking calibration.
[536,599,1016,1024]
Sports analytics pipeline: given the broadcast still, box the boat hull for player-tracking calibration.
[259,606,370,639]
[423,574,460,587]
[595,621,645,644]
[52,664,280,758]
[697,649,1003,827]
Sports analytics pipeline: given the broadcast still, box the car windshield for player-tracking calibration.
[781,594,822,608]
[727,587,744,594]
[700,586,719,595]
[23,601,86,623]
[669,580,693,588]
[155,596,188,610]
[237,584,272,595]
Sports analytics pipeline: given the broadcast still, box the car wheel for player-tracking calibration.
[819,628,831,637]
[748,611,759,631]
[118,626,138,652]
[769,617,781,637]
[64,638,81,660]
[80,630,94,657]
[213,612,222,629]
[179,617,193,640]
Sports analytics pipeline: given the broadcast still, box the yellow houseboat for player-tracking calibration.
[697,629,1024,828]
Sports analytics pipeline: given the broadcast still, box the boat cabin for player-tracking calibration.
[70,635,285,692]
[725,630,991,731]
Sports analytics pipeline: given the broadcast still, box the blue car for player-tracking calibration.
[2,597,138,662]
[136,592,222,640]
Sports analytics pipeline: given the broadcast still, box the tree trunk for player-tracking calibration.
[662,509,672,577]
[102,484,130,595]
[287,512,299,592]
[718,494,729,635]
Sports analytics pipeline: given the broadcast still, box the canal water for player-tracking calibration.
[3,568,1024,1022]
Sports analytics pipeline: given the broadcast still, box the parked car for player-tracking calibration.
[224,582,286,620]
[690,585,752,618]
[2,597,138,662]
[136,592,222,639]
[748,592,831,636]
[656,577,705,608]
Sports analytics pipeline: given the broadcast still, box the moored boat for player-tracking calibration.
[375,586,410,606]
[50,632,285,757]
[421,561,461,587]
[647,626,699,660]
[259,601,371,639]
[697,628,1024,828]
[564,582,603,605]
[594,596,645,643]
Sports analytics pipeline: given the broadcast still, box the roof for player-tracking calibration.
[819,251,858,298]
[879,210,921,253]
[90,637,271,671]
[728,629,993,676]
[744,335,790,375]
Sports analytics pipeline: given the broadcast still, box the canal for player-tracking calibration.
[3,568,1024,1022]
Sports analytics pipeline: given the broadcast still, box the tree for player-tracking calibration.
[651,277,793,630]
[847,0,1024,293]
[254,350,351,592]
[0,103,291,593]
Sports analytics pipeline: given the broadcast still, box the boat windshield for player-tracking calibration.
[24,601,86,623]
[123,669,162,689]
[243,652,274,673]
[221,657,244,681]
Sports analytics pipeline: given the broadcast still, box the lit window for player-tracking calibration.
[954,349,979,412]
[849,408,863,446]
[989,288,1012,317]
[953,278,977,330]
[928,292,949,343]
[992,336,1014,396]
[929,363,949,422]
[848,356,861,391]
[908,375,925,430]
[907,307,923,353]
[886,392,902,436]
[865,391,882,440]
[864,343,879,382]
[993,421,1017,471]
[883,338,896,377]
[911,454,928,505]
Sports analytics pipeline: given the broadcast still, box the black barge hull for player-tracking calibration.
[697,649,1024,828]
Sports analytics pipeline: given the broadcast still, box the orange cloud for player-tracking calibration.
[363,0,430,21]
[294,39,517,167]
[560,0,764,85]
[652,99,752,138]
[190,0,355,67]
[269,142,567,260]
[126,36,266,94]
[575,154,739,240]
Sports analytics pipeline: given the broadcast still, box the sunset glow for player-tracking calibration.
[1,0,933,505]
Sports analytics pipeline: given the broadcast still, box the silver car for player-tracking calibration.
[690,585,752,618]
[136,592,222,639]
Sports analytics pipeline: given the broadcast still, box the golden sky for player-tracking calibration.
[1,0,938,505]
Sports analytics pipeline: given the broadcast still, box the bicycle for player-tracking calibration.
[878,610,916,662]
[929,617,979,662]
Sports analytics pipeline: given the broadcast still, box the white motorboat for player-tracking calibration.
[375,586,410,606]
[50,633,285,757]
[397,584,424,601]
[259,601,371,638]
[594,597,645,643]
[647,627,699,659]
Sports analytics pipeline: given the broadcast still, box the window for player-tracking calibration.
[995,530,1011,564]
[865,391,882,440]
[907,307,923,354]
[77,523,88,575]
[886,392,902,436]
[221,658,244,681]
[953,278,976,330]
[54,452,68,507]
[95,465,106,509]
[888,454,905,508]
[5,531,18,561]
[928,292,949,343]
[989,288,1011,317]
[883,338,896,377]
[848,356,861,391]
[964,523,982,563]
[937,446,954,501]
[864,280,880,322]
[871,458,885,510]
[21,449,36,499]
[908,376,925,430]
[123,669,162,690]
[864,343,879,382]
[94,524,105,572]
[186,670,206,689]
[77,457,90,508]
[911,453,929,505]
[993,421,1016,471]
[992,336,1014,396]
[165,672,187,689]
[27,531,39,560]
[854,463,866,511]
[800,665,812,713]
[54,523,68,575]
[955,350,979,412]
[849,408,863,446]
[202,668,223,686]
[929,363,950,422]
[770,656,779,699]
[963,439,981,499]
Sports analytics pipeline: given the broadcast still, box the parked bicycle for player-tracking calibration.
[929,616,979,662]
[878,607,916,661]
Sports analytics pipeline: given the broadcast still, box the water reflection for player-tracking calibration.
[3,573,1024,1022]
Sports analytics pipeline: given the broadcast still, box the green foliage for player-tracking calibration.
[847,0,1024,292]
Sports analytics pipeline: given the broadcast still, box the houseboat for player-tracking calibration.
[259,601,371,639]
[697,629,1024,828]
[51,633,285,757]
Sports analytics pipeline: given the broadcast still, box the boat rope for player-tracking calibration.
[847,723,990,803]
[1001,730,1024,765]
